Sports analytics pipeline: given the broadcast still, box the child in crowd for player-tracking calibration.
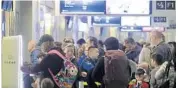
[150,54,164,88]
[64,44,77,66]
[128,68,149,88]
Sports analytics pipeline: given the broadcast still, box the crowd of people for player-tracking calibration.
[21,30,176,88]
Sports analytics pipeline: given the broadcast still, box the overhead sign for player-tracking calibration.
[154,17,166,22]
[120,26,143,31]
[106,0,151,15]
[121,16,151,26]
[93,16,121,26]
[60,0,106,14]
[156,1,175,10]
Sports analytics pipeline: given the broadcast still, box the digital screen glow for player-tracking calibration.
[106,0,151,15]
[60,0,106,14]
[121,16,151,26]
[93,16,121,26]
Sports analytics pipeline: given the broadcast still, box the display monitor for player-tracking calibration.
[121,16,151,26]
[60,0,106,14]
[106,0,151,15]
[93,16,121,26]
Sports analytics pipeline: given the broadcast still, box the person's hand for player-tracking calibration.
[81,72,87,77]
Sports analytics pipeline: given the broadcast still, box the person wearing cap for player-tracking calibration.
[128,68,149,88]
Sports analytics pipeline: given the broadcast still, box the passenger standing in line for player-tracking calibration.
[98,40,105,58]
[79,46,99,81]
[138,43,151,67]
[23,40,40,88]
[64,44,77,66]
[150,54,164,88]
[86,36,104,58]
[124,38,142,63]
[92,37,130,88]
[149,31,172,62]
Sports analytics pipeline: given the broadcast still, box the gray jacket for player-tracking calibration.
[150,62,176,88]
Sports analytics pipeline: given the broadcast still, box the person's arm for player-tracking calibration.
[91,57,104,82]
[31,49,40,66]
[150,69,157,88]
[139,48,146,64]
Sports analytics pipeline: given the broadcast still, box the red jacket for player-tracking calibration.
[128,79,149,88]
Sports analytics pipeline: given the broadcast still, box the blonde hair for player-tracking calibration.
[64,43,75,53]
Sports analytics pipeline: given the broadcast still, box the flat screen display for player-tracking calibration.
[93,16,121,26]
[106,0,151,15]
[60,0,106,14]
[121,16,151,26]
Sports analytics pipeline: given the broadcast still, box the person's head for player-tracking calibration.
[104,37,119,50]
[135,68,146,81]
[77,38,86,48]
[63,37,74,44]
[54,42,62,48]
[64,44,75,59]
[78,44,86,57]
[40,78,54,88]
[168,41,176,55]
[86,36,98,48]
[87,46,99,59]
[98,40,104,48]
[149,31,163,46]
[124,37,136,50]
[38,34,54,47]
[41,41,55,53]
[28,40,36,52]
[151,54,164,67]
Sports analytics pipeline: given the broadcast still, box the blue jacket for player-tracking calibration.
[30,49,40,66]
[126,45,142,63]
[77,53,87,67]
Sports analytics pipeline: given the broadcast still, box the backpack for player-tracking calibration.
[103,50,130,88]
[47,50,78,88]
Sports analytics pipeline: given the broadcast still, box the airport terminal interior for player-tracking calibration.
[1,0,176,88]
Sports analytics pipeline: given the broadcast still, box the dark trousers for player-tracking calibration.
[23,74,34,88]
[86,69,98,88]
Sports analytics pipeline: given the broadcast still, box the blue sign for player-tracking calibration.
[93,16,121,26]
[1,0,13,11]
[154,17,166,22]
[166,1,175,10]
[156,1,166,10]
[60,0,106,14]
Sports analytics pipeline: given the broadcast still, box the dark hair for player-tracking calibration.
[88,36,98,48]
[124,38,136,45]
[135,68,146,76]
[54,42,62,48]
[151,54,164,65]
[38,34,54,46]
[37,52,46,59]
[98,40,104,48]
[104,37,119,50]
[77,38,86,45]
